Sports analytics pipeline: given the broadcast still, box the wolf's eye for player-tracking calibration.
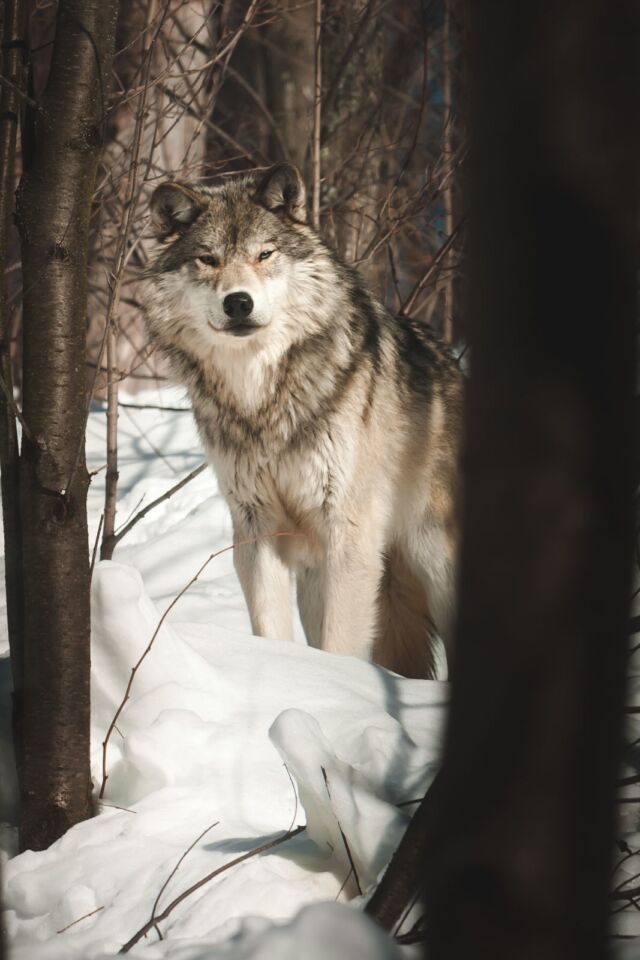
[258,249,274,262]
[197,255,219,267]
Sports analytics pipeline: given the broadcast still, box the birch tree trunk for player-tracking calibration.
[16,0,118,851]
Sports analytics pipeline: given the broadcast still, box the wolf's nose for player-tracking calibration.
[223,292,254,320]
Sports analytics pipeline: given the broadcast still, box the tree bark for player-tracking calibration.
[0,0,27,781]
[16,0,118,851]
[423,2,640,958]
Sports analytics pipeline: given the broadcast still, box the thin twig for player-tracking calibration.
[401,219,465,316]
[111,462,208,549]
[149,819,220,937]
[335,868,354,902]
[393,885,421,937]
[0,369,33,441]
[56,905,105,934]
[321,766,362,896]
[0,73,39,110]
[99,801,137,814]
[90,513,104,578]
[116,402,190,412]
[119,825,306,953]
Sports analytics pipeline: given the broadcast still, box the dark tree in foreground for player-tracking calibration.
[368,1,640,956]
[426,2,640,957]
[16,0,118,851]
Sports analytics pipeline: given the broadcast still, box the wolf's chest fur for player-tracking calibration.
[176,344,345,563]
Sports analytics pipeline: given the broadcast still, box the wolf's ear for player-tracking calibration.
[255,163,307,223]
[149,182,206,240]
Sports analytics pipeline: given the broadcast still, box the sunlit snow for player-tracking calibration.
[1,389,445,958]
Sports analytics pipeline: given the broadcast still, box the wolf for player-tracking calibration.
[142,163,462,679]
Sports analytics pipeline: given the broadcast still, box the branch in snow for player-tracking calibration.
[147,820,220,941]
[119,824,306,953]
[56,905,105,934]
[321,766,362,897]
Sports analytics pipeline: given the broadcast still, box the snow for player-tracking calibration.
[2,388,640,958]
[0,389,441,958]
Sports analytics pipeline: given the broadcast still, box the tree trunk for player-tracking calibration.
[423,2,640,958]
[16,0,118,851]
[321,0,385,264]
[0,0,27,782]
[264,0,314,171]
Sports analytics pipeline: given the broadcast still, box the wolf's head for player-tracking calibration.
[143,164,337,360]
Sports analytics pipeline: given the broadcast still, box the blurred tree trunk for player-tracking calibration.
[321,0,385,264]
[265,0,314,169]
[0,0,27,781]
[423,2,640,958]
[16,0,118,851]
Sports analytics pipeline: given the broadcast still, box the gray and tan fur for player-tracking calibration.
[142,163,462,679]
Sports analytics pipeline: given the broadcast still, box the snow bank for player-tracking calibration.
[4,559,442,958]
[2,392,442,958]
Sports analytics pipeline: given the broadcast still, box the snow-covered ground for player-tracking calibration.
[0,388,444,958]
[2,387,640,958]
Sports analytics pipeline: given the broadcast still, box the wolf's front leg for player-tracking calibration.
[232,521,294,642]
[321,522,384,661]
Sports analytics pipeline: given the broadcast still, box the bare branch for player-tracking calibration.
[90,513,104,579]
[147,819,221,940]
[111,461,207,548]
[56,905,105,935]
[119,825,306,953]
